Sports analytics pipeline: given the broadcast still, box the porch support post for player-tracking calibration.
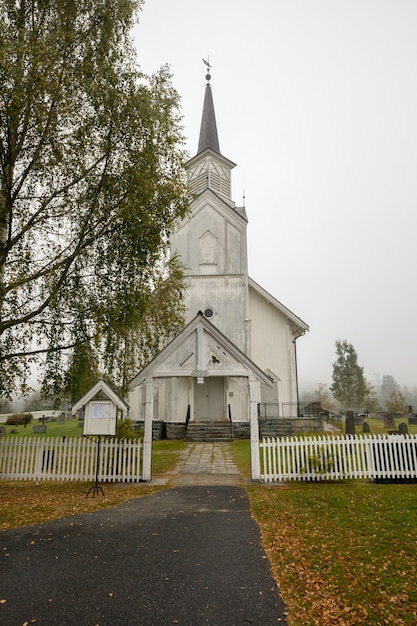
[249,375,261,480]
[142,377,154,481]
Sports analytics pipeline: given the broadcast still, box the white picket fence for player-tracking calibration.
[260,434,417,482]
[0,436,143,483]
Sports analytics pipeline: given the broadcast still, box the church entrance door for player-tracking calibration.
[194,377,225,421]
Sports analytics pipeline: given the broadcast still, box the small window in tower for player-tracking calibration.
[200,230,216,264]
[203,306,215,319]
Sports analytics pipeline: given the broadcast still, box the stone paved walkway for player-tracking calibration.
[167,442,241,486]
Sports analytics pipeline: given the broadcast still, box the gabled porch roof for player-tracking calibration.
[129,311,273,389]
[72,379,129,415]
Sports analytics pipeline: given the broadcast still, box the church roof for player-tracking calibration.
[249,277,310,337]
[197,79,220,154]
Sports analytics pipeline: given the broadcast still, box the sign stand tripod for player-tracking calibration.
[85,435,105,498]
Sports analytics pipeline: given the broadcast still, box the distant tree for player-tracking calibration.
[330,340,369,410]
[363,382,380,413]
[0,1,189,399]
[380,375,398,409]
[23,390,55,412]
[401,386,417,414]
[385,389,408,415]
[311,383,336,410]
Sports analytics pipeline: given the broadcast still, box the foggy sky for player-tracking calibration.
[133,0,417,392]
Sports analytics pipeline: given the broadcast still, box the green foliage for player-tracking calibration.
[115,417,141,440]
[310,383,336,410]
[380,374,398,409]
[300,446,339,475]
[5,412,33,426]
[330,339,369,409]
[385,389,408,415]
[363,382,380,413]
[0,1,189,399]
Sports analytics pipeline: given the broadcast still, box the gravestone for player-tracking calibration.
[408,416,417,425]
[33,425,47,434]
[345,411,356,435]
[57,415,65,424]
[383,414,395,428]
[363,422,371,433]
[399,422,409,435]
[0,426,6,437]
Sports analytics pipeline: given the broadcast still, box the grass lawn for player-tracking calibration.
[232,440,417,625]
[2,438,417,625]
[2,418,82,438]
[363,416,417,436]
[0,439,186,530]
[327,416,417,436]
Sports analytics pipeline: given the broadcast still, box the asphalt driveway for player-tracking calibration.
[1,485,288,625]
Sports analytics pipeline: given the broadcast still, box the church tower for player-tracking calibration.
[170,68,251,354]
[129,64,308,434]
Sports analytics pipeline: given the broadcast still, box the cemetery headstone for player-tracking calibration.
[399,422,409,435]
[346,411,356,435]
[0,426,6,437]
[362,422,371,433]
[33,425,47,434]
[383,414,395,428]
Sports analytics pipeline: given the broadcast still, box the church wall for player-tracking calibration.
[249,287,298,405]
[184,276,247,351]
[171,200,246,277]
[227,378,250,422]
[128,385,142,421]
[128,378,191,424]
[165,377,190,423]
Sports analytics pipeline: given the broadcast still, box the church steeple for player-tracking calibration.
[197,68,220,154]
[187,60,238,209]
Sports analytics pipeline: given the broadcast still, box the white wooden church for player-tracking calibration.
[128,70,308,439]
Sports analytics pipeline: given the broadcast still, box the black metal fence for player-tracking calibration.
[282,402,323,418]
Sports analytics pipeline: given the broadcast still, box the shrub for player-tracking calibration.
[6,413,33,426]
[115,418,141,440]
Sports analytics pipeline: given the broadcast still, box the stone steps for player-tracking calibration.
[185,420,233,442]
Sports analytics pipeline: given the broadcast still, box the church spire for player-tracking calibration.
[197,60,220,154]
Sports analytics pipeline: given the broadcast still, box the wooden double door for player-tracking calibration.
[194,377,225,421]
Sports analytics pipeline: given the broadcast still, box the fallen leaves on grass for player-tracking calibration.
[0,481,163,530]
[248,482,417,626]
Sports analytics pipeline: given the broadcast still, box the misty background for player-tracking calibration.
[132,0,417,397]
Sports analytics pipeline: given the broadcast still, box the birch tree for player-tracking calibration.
[0,1,189,398]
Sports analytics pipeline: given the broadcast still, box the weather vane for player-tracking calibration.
[202,56,212,83]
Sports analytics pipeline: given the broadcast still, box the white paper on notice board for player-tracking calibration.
[91,402,112,419]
